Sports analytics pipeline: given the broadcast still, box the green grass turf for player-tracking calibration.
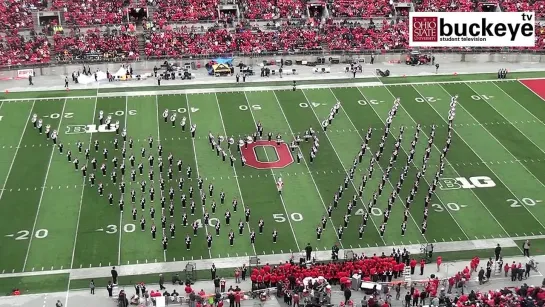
[0,75,545,279]
[0,273,69,296]
[3,71,545,100]
[0,245,524,296]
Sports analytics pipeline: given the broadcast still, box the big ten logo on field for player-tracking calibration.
[409,12,535,47]
[65,124,118,135]
[438,176,496,190]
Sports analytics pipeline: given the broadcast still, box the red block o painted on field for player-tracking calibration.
[241,140,294,169]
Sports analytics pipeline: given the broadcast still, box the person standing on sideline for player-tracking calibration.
[107,281,113,297]
[211,263,217,280]
[214,276,220,293]
[28,74,33,85]
[159,274,166,290]
[495,244,502,261]
[111,267,118,284]
[523,240,531,257]
[234,267,241,283]
[241,264,247,281]
[343,287,351,304]
[305,243,312,262]
[90,280,95,294]
[436,256,442,272]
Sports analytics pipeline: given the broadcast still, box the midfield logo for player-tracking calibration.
[438,176,496,190]
[65,124,118,135]
[409,12,535,47]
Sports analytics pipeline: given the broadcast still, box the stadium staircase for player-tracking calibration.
[32,11,41,31]
[320,41,329,53]
[403,266,412,284]
[138,35,146,57]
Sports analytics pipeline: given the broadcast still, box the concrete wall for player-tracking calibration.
[2,52,545,78]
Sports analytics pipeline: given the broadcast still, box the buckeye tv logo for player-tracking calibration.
[409,12,535,47]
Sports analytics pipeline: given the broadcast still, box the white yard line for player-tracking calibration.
[118,96,129,265]
[242,92,301,252]
[212,93,257,256]
[408,85,522,240]
[5,76,545,102]
[270,91,343,247]
[154,95,167,263]
[299,89,386,246]
[517,80,545,103]
[185,94,213,259]
[23,99,67,271]
[362,84,472,240]
[65,97,98,307]
[433,84,545,232]
[466,82,545,157]
[0,100,33,203]
[3,234,542,280]
[491,82,545,127]
[331,88,428,241]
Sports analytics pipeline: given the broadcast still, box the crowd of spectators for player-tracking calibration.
[152,0,219,24]
[240,0,305,20]
[2,0,545,30]
[53,28,139,62]
[0,0,544,67]
[329,0,392,18]
[0,32,50,67]
[325,19,408,51]
[51,0,128,26]
[0,0,45,30]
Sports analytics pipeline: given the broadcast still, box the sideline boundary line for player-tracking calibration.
[23,99,67,272]
[2,77,545,102]
[0,234,541,280]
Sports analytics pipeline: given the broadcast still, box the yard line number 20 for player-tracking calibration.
[13,229,48,240]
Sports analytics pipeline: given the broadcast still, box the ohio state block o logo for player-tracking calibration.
[241,140,294,169]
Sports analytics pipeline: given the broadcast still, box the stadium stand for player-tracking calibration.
[54,29,139,62]
[0,0,45,30]
[151,0,220,23]
[51,0,128,26]
[0,0,543,66]
[329,0,392,18]
[0,33,50,67]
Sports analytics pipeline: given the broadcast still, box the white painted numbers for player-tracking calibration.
[357,99,380,105]
[471,95,493,100]
[355,208,382,217]
[239,105,262,111]
[438,176,496,190]
[105,224,136,234]
[432,202,465,212]
[273,213,303,222]
[49,112,73,119]
[508,198,542,208]
[10,229,48,240]
[415,97,437,103]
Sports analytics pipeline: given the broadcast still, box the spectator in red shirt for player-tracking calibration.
[409,259,417,275]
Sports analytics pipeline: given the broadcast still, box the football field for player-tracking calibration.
[1,74,545,274]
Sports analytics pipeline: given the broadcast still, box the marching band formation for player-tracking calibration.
[28,94,458,253]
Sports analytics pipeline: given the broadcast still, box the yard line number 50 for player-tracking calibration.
[274,213,303,222]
